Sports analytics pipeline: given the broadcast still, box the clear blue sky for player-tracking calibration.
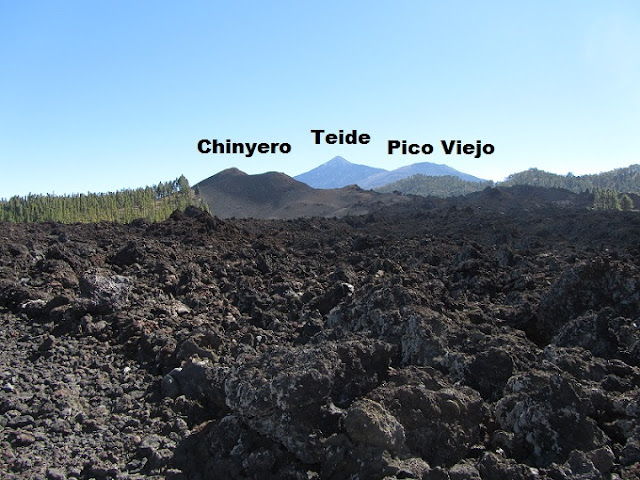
[1,1,639,197]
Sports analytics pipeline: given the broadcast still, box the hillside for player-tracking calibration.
[195,168,411,219]
[375,165,640,207]
[500,165,640,193]
[376,174,493,197]
[195,168,313,217]
[360,162,485,189]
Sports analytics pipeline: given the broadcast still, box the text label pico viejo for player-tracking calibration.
[197,130,494,159]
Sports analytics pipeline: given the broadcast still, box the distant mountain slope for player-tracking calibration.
[294,156,386,189]
[195,168,313,218]
[376,174,493,197]
[360,162,485,189]
[199,167,312,204]
[294,157,485,189]
[195,168,410,219]
[499,165,640,193]
[375,164,640,200]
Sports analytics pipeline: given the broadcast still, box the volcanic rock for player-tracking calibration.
[0,191,639,479]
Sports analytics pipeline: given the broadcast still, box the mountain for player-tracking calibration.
[195,168,313,218]
[294,157,485,189]
[360,162,485,189]
[195,168,410,219]
[293,156,386,189]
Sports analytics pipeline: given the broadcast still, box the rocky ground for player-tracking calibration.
[0,196,639,479]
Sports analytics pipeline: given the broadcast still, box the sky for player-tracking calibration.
[1,1,639,198]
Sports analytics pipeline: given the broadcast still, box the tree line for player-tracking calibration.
[592,188,634,211]
[375,165,639,210]
[500,165,640,194]
[0,175,210,223]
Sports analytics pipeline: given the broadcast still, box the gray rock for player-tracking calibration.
[162,370,181,399]
[168,358,227,408]
[79,270,132,311]
[367,368,489,467]
[495,371,610,467]
[344,398,405,453]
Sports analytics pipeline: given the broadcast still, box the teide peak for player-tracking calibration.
[293,157,387,190]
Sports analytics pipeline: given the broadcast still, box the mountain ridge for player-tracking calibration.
[378,164,640,200]
[294,156,485,189]
[359,161,485,189]
[499,165,640,193]
[293,156,387,189]
[194,168,411,219]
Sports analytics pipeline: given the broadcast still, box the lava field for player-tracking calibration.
[1,200,639,479]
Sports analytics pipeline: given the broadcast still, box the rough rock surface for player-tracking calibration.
[0,201,639,479]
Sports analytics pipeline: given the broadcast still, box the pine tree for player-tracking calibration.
[620,193,634,211]
[177,174,190,193]
[608,190,621,211]
[592,188,603,209]
[0,174,214,224]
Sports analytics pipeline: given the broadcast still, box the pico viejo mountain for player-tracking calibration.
[294,156,486,189]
